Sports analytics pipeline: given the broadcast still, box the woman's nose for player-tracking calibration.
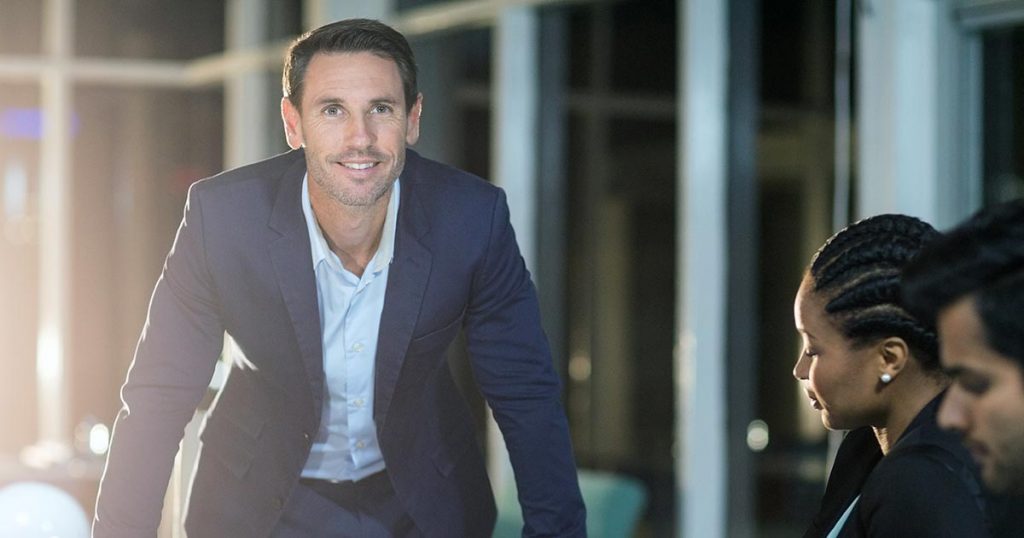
[792,353,809,381]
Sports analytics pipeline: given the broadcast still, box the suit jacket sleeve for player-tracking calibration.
[463,189,587,537]
[93,183,224,536]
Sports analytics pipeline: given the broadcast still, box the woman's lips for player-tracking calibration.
[806,391,822,410]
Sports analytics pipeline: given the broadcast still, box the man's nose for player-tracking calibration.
[937,386,969,432]
[345,115,374,146]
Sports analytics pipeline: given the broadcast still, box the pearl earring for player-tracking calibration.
[880,373,893,384]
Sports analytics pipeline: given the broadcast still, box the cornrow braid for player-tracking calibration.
[826,274,901,313]
[813,236,928,291]
[809,214,942,369]
[811,215,935,272]
[843,314,939,366]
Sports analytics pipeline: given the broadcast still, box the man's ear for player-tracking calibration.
[281,97,304,149]
[878,336,910,380]
[405,93,423,146]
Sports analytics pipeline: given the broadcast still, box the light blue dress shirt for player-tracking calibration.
[827,495,860,538]
[299,175,399,481]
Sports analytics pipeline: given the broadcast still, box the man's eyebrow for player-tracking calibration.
[312,96,400,107]
[943,365,966,378]
[312,95,344,107]
[369,97,401,107]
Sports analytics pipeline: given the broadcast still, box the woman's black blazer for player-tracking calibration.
[803,393,993,537]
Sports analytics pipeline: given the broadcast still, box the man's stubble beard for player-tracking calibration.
[308,151,405,208]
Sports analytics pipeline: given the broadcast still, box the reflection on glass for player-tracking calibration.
[69,85,224,450]
[0,0,42,55]
[3,158,28,223]
[0,83,41,456]
[983,26,1024,205]
[74,0,225,60]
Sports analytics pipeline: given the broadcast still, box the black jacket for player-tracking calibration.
[804,393,1000,537]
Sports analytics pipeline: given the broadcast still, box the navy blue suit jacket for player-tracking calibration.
[94,149,586,537]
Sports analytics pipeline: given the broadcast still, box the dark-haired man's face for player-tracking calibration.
[282,51,422,209]
[937,296,1024,494]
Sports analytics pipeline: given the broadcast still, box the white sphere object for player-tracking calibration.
[0,481,89,538]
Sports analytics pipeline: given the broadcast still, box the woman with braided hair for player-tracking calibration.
[793,214,994,537]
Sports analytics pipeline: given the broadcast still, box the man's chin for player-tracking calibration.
[337,183,393,208]
[984,463,1024,495]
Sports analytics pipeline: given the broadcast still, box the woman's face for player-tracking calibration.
[792,275,883,430]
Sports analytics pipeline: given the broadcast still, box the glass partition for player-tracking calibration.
[982,25,1024,205]
[74,0,224,59]
[0,0,42,54]
[0,82,41,455]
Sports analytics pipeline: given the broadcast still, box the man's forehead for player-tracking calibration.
[301,52,405,105]
[309,50,399,71]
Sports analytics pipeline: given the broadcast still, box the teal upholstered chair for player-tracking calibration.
[493,469,648,537]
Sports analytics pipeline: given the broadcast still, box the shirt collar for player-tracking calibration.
[301,174,401,275]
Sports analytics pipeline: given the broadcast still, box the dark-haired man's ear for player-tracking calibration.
[281,97,305,150]
[405,93,423,146]
[877,337,910,383]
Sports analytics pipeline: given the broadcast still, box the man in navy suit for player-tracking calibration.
[93,18,585,537]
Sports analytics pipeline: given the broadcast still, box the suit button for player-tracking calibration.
[303,432,310,441]
[273,497,284,510]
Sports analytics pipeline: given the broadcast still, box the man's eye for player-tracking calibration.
[958,376,991,395]
[324,105,341,116]
[371,104,392,114]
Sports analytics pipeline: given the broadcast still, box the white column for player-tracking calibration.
[225,0,272,168]
[678,0,728,536]
[856,0,962,224]
[490,5,539,499]
[31,0,74,466]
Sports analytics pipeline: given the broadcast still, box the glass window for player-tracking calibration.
[755,1,840,535]
[69,85,223,437]
[0,82,41,455]
[267,1,303,41]
[0,0,42,54]
[560,2,677,534]
[609,0,675,93]
[75,0,225,59]
[982,26,1024,205]
[395,0,473,12]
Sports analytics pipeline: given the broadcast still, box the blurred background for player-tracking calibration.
[0,0,1021,536]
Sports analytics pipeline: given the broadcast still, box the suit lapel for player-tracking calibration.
[267,152,325,421]
[374,152,432,427]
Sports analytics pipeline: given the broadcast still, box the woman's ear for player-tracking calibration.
[878,337,910,380]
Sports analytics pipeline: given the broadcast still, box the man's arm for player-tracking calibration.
[93,183,225,536]
[464,188,587,538]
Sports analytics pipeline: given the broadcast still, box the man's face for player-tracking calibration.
[937,296,1024,494]
[282,51,422,208]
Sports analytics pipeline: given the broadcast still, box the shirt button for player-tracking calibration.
[354,398,365,408]
[356,441,366,449]
[352,343,365,352]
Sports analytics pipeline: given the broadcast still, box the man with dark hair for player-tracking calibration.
[902,199,1024,495]
[93,19,585,537]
